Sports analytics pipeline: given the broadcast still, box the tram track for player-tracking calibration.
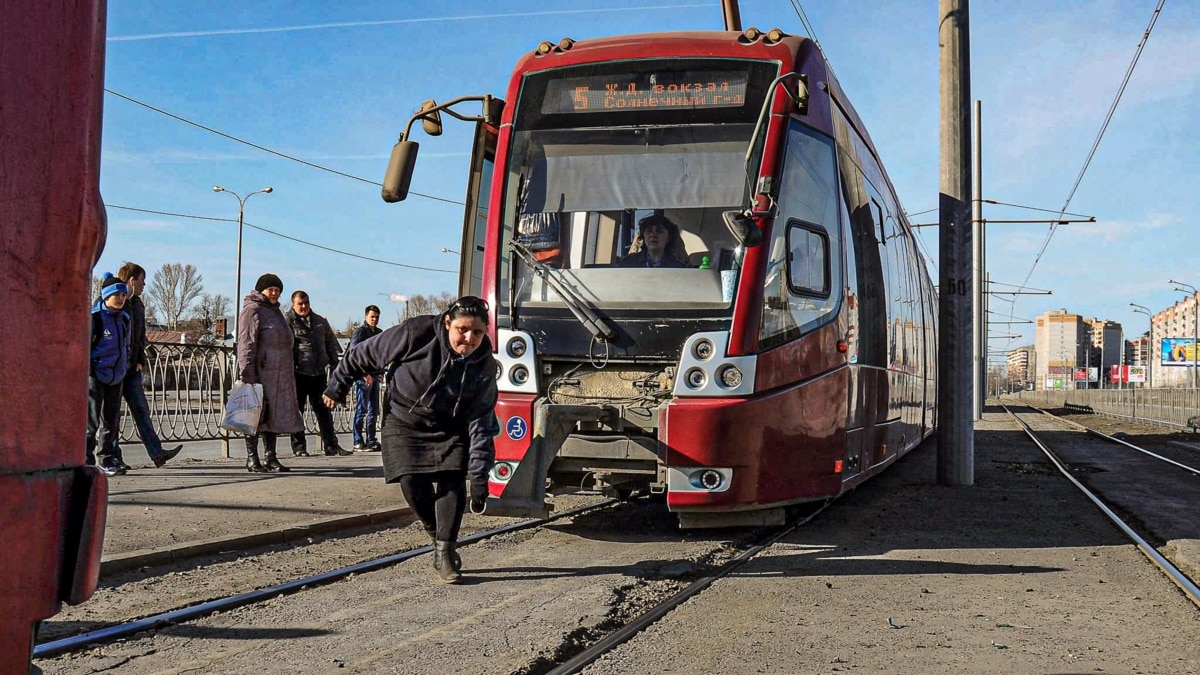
[536,500,834,675]
[34,499,616,659]
[1001,403,1200,610]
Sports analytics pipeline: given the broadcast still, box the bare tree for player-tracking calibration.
[144,263,205,330]
[184,292,230,344]
[90,274,103,304]
[343,319,361,337]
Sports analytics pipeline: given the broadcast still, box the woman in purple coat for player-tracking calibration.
[237,274,304,473]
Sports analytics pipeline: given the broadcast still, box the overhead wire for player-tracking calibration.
[108,204,455,273]
[998,0,1166,353]
[1013,0,1166,292]
[104,88,464,206]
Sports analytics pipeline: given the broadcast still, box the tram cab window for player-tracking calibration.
[760,121,842,349]
[499,122,756,313]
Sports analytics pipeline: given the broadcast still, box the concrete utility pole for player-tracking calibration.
[938,0,974,486]
[972,99,983,420]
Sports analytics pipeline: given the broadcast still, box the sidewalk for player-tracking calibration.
[101,434,410,576]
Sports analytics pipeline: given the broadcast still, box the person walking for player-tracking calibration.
[116,262,183,469]
[88,273,132,476]
[285,290,350,457]
[323,296,498,584]
[237,273,304,473]
[347,304,383,451]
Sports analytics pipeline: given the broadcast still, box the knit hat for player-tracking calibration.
[255,273,283,293]
[100,272,129,300]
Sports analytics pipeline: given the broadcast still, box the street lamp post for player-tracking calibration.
[1169,279,1198,389]
[1131,303,1153,388]
[213,185,273,346]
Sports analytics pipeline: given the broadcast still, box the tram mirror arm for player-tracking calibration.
[382,94,504,203]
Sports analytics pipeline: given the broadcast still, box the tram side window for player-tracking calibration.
[760,121,841,350]
[787,223,829,296]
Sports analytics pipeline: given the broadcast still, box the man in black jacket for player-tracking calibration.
[116,262,183,469]
[286,290,350,456]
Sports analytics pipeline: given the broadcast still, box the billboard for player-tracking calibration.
[1110,365,1147,383]
[1162,338,1198,366]
[1072,367,1098,382]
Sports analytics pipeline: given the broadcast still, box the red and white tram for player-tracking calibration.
[384,26,937,527]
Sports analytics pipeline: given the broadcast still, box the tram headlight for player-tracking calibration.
[507,336,528,358]
[692,338,715,361]
[492,462,515,482]
[717,365,744,389]
[690,469,724,490]
[685,367,707,389]
[510,365,530,386]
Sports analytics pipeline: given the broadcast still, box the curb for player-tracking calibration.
[100,505,413,577]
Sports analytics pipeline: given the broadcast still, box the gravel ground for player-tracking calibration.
[37,406,1200,673]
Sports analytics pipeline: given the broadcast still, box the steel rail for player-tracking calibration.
[34,499,614,659]
[546,501,833,675]
[1002,404,1200,610]
[1030,405,1200,477]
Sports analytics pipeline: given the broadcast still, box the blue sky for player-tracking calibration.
[97,1,1199,363]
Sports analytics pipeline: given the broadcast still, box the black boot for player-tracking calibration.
[245,436,266,473]
[433,540,462,584]
[427,530,461,572]
[262,435,291,473]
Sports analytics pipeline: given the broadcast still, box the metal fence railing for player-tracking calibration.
[1013,388,1200,431]
[117,341,362,450]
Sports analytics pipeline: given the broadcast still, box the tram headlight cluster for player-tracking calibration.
[496,329,539,394]
[673,332,756,397]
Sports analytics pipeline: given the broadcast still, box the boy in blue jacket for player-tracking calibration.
[88,273,132,475]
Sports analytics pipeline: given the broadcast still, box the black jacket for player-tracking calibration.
[285,309,340,376]
[324,313,497,486]
[126,294,149,369]
[347,324,384,376]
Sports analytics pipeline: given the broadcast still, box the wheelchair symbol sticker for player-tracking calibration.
[505,416,528,441]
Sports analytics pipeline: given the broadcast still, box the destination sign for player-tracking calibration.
[542,70,749,114]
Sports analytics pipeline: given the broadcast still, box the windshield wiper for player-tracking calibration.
[509,240,617,343]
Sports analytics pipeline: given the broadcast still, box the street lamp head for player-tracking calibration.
[262,187,274,194]
[213,186,224,193]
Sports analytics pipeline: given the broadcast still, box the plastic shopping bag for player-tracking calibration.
[220,381,264,435]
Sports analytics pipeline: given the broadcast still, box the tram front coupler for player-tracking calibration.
[482,402,615,519]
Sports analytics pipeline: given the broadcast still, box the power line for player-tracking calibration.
[108,204,455,273]
[104,89,464,206]
[1015,0,1166,291]
[1001,0,1166,355]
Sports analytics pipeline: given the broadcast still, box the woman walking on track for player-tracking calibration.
[238,273,304,473]
[323,296,498,584]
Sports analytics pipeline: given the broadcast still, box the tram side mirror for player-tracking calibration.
[418,99,443,137]
[381,140,419,203]
[722,210,763,247]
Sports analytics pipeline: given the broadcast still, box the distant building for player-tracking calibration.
[1034,309,1085,390]
[1158,291,1200,388]
[1006,346,1035,389]
[1086,318,1123,385]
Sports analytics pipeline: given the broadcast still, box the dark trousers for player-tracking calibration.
[291,371,338,453]
[352,378,379,445]
[121,368,168,461]
[399,471,467,542]
[87,376,123,466]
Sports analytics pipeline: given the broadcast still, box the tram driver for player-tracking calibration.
[617,213,688,269]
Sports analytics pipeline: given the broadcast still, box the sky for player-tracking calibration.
[96,0,1199,364]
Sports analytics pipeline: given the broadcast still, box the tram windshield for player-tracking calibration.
[498,59,777,318]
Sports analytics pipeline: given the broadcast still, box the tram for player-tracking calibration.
[1,0,110,666]
[383,25,937,527]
